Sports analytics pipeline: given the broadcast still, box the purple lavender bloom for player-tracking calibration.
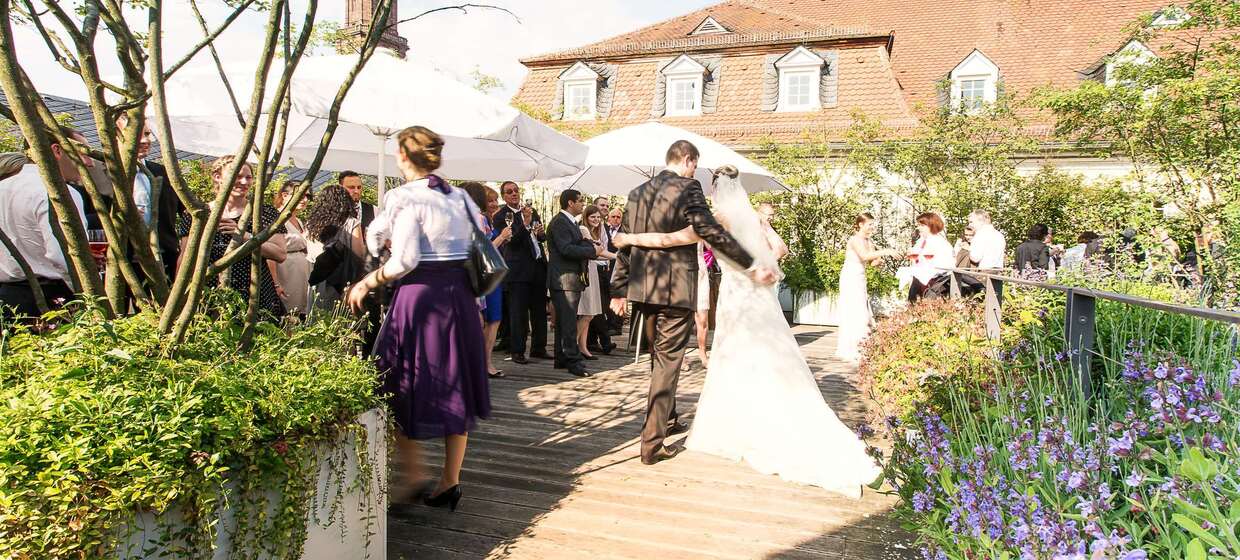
[912,489,934,512]
[1118,551,1147,560]
[1124,471,1145,487]
[1228,360,1240,387]
[1107,431,1135,456]
[1066,470,1087,491]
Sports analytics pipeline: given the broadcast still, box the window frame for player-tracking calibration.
[949,50,999,114]
[775,46,826,113]
[666,74,703,117]
[661,55,707,118]
[563,79,597,121]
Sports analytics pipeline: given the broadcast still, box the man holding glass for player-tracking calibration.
[493,181,550,365]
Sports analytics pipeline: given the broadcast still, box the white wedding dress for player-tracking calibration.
[684,174,881,498]
[834,241,871,363]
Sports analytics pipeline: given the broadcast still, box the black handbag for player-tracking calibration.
[456,192,509,296]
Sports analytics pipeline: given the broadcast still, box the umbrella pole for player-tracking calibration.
[376,133,388,209]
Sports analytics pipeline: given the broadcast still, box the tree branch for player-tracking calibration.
[0,226,49,315]
[162,0,257,80]
[171,0,288,346]
[387,3,520,29]
[212,0,395,274]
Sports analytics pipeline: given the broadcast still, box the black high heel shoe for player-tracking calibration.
[423,485,463,512]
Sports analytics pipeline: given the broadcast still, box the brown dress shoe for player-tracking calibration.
[640,446,681,465]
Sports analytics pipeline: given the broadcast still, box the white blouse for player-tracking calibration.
[907,233,955,284]
[366,178,485,281]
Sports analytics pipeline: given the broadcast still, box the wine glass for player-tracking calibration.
[504,213,514,228]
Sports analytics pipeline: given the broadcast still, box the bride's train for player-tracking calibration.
[684,172,881,498]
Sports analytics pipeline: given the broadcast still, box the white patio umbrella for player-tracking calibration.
[562,122,786,195]
[163,52,587,204]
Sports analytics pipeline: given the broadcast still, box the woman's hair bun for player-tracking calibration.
[712,164,740,182]
[396,125,445,172]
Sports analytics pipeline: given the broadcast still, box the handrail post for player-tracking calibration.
[983,276,1001,343]
[1064,288,1096,399]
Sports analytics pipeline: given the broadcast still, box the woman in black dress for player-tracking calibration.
[179,156,288,319]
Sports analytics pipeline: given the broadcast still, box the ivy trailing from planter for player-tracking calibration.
[0,290,384,559]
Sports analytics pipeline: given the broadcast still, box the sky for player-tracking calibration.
[16,0,719,101]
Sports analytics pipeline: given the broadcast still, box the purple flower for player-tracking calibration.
[1107,432,1134,457]
[1229,360,1240,387]
[1124,471,1145,487]
[1119,551,1147,560]
[1066,470,1087,491]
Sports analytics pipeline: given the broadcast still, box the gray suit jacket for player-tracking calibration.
[546,212,596,292]
[611,170,754,310]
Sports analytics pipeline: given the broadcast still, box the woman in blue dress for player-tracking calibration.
[460,182,511,378]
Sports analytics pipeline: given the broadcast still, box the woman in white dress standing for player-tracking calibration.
[613,166,881,498]
[576,205,614,360]
[835,213,900,363]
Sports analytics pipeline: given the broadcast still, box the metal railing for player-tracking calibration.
[945,268,1240,398]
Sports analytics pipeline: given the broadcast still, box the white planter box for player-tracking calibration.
[117,409,388,560]
[792,290,841,326]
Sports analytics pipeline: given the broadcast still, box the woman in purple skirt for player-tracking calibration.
[347,125,489,512]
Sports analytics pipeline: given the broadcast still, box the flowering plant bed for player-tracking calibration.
[0,295,385,559]
[861,282,1240,559]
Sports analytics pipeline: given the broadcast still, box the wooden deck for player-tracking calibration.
[389,325,918,560]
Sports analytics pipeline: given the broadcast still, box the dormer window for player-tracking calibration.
[690,16,730,36]
[559,62,599,121]
[776,47,826,112]
[662,55,706,117]
[1106,40,1156,87]
[1151,6,1190,27]
[949,50,999,113]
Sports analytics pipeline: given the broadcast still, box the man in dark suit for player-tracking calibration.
[339,170,375,233]
[603,207,624,334]
[115,115,183,284]
[493,181,550,364]
[546,189,600,377]
[610,140,778,466]
[340,170,381,353]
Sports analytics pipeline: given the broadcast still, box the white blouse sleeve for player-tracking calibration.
[366,206,392,259]
[380,198,423,280]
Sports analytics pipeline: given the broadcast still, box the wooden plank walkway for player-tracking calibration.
[389,325,917,560]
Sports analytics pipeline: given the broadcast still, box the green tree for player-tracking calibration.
[1040,0,1240,292]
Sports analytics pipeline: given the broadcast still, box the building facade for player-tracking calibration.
[513,0,1183,182]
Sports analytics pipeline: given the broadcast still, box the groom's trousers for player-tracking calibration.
[636,302,694,460]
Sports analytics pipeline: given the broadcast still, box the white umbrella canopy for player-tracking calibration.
[562,121,786,195]
[161,52,587,197]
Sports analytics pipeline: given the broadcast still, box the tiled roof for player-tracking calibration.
[522,0,882,63]
[753,0,1172,111]
[517,44,917,146]
[514,0,1176,146]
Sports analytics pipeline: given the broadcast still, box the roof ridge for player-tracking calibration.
[521,1,739,64]
[522,26,882,64]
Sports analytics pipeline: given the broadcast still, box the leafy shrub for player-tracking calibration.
[0,292,383,559]
[857,299,998,423]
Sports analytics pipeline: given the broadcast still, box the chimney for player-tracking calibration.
[338,0,409,58]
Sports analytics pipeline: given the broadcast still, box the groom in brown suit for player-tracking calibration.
[610,141,778,465]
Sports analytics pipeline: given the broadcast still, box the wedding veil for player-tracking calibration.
[710,166,779,272]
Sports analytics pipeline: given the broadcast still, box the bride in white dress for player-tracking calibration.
[613,166,881,498]
[835,213,901,363]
